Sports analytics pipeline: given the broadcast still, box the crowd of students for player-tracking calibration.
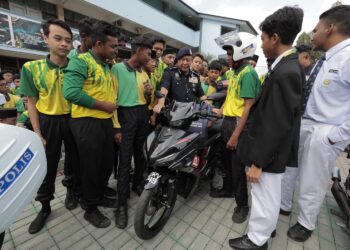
[0,3,349,250]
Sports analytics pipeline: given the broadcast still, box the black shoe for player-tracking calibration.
[65,189,78,210]
[104,186,117,198]
[287,222,312,242]
[131,185,143,196]
[232,206,249,224]
[210,188,234,198]
[84,209,111,228]
[99,197,118,208]
[80,199,88,210]
[28,211,51,234]
[280,208,291,216]
[271,230,276,238]
[115,205,128,229]
[229,235,267,250]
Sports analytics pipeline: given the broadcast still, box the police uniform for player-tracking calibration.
[161,67,204,102]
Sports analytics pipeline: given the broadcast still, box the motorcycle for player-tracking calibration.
[331,145,350,234]
[134,93,224,240]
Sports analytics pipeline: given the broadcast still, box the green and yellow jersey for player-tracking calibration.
[68,47,80,59]
[20,56,69,115]
[1,93,25,113]
[218,69,235,82]
[111,62,149,107]
[223,64,261,117]
[259,73,268,85]
[150,59,167,91]
[17,110,29,124]
[63,51,119,128]
[201,82,216,96]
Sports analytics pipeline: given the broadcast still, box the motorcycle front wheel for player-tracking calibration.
[134,176,177,240]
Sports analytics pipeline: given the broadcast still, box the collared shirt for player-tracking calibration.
[304,38,350,142]
[161,67,204,102]
[63,51,118,122]
[222,64,260,117]
[20,55,69,115]
[111,62,149,107]
[271,48,296,70]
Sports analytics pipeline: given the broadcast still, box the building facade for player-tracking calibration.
[0,0,257,73]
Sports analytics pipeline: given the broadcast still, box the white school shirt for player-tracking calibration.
[304,38,350,143]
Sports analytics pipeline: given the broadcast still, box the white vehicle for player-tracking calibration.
[0,124,46,247]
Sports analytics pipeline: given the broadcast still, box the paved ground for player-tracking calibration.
[2,153,350,250]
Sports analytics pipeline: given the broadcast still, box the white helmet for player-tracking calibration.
[215,31,257,61]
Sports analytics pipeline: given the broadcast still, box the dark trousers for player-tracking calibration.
[117,105,149,205]
[0,232,4,249]
[221,117,248,206]
[71,117,114,209]
[35,114,79,203]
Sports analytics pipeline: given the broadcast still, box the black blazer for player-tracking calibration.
[237,53,305,173]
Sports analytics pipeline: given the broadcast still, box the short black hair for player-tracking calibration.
[152,37,166,47]
[131,36,153,54]
[1,70,12,76]
[193,53,204,61]
[219,58,229,67]
[90,21,118,46]
[320,5,350,36]
[295,44,312,53]
[259,6,304,45]
[42,19,73,38]
[13,74,20,80]
[251,54,259,62]
[208,60,222,71]
[78,17,94,36]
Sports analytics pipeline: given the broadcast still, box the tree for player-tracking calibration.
[296,32,324,64]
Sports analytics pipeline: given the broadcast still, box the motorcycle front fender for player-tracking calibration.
[144,172,162,190]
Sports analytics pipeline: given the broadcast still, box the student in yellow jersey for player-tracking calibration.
[19,19,80,234]
[151,38,167,90]
[63,21,120,228]
[210,33,261,228]
[112,36,153,229]
[0,75,24,115]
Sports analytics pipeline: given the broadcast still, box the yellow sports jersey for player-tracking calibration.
[2,93,25,113]
[63,51,118,122]
[223,64,260,117]
[20,56,70,115]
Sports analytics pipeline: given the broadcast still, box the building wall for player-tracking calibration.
[199,18,238,57]
[83,0,200,47]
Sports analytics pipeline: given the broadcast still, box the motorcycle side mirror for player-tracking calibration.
[155,91,165,99]
[207,92,226,102]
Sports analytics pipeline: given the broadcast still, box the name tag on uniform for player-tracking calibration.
[329,69,338,74]
[189,77,198,84]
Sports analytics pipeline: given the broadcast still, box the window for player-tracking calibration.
[41,1,57,20]
[0,0,10,9]
[63,9,87,29]
[221,25,237,35]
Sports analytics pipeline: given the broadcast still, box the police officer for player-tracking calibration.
[153,47,206,112]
